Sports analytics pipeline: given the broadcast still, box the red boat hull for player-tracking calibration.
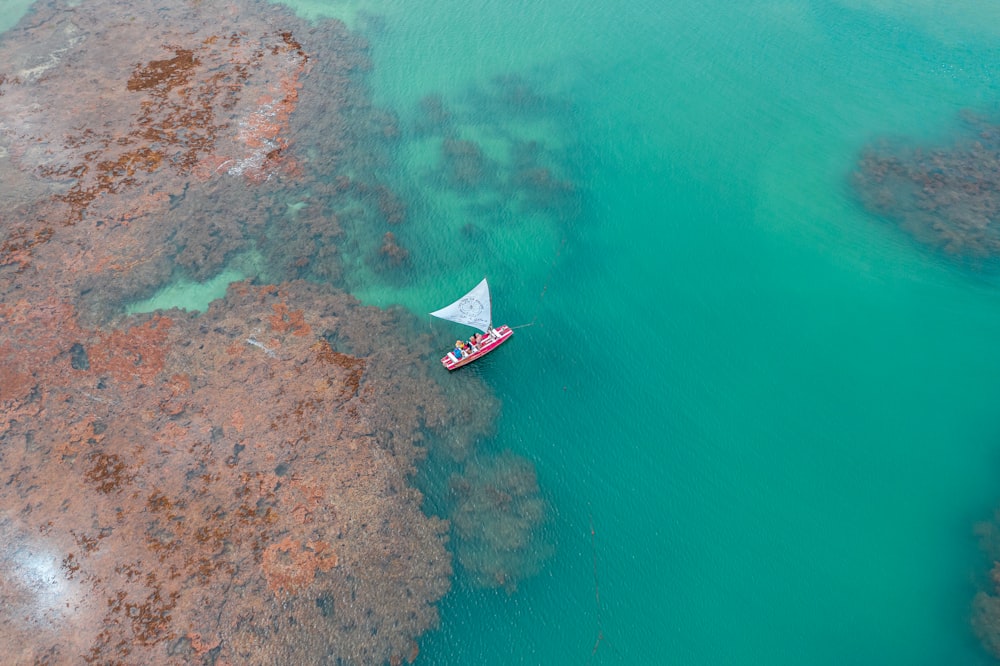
[440,325,513,370]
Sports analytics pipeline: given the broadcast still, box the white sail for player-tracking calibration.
[429,278,492,333]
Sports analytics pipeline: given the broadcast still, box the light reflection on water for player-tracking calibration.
[3,534,86,632]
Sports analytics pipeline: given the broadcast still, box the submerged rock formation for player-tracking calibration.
[415,75,579,222]
[446,451,552,593]
[853,112,1000,260]
[972,510,1000,659]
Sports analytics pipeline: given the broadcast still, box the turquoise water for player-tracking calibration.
[11,0,1000,662]
[318,1,1000,663]
[295,1,1000,663]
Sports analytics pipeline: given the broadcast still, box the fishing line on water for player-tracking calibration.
[512,228,568,330]
[587,510,605,664]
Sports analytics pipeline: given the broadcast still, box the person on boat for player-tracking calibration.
[453,341,465,359]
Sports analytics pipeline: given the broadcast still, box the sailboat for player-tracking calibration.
[429,278,513,370]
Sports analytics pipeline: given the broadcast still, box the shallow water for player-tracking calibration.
[326,1,1000,663]
[8,0,1000,663]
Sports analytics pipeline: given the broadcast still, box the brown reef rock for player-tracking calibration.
[854,112,1000,260]
[0,280,486,665]
[972,509,1000,659]
[0,0,389,318]
[0,1,498,664]
[446,451,552,593]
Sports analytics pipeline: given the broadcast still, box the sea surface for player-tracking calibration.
[10,0,1000,663]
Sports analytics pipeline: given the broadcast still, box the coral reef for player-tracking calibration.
[377,231,410,269]
[972,510,1000,658]
[418,77,579,219]
[0,1,556,662]
[0,280,492,665]
[446,451,552,593]
[0,0,314,317]
[0,1,500,664]
[0,0,408,315]
[853,112,1000,259]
